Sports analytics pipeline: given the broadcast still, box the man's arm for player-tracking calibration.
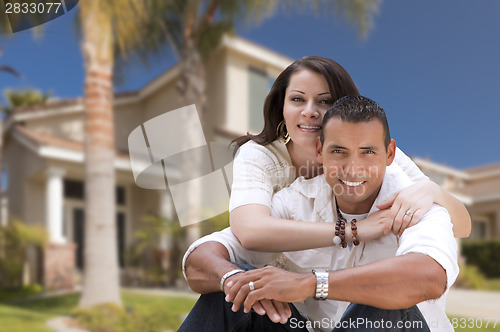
[228,252,446,313]
[228,205,457,312]
[184,240,293,324]
[325,253,446,308]
[184,241,240,294]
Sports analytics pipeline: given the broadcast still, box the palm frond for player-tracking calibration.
[0,66,21,78]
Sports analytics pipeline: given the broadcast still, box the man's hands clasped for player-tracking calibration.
[223,266,314,324]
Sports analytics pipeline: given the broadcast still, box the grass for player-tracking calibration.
[450,316,500,331]
[0,292,80,332]
[0,291,197,332]
[2,291,499,331]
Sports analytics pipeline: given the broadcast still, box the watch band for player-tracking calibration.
[312,269,329,300]
[220,269,245,291]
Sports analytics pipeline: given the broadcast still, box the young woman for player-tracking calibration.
[229,56,470,252]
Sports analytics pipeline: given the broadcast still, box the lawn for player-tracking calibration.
[2,292,499,331]
[450,316,500,331]
[0,291,197,332]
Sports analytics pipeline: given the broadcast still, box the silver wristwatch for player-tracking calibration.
[312,269,329,300]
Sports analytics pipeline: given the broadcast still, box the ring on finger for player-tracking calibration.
[249,281,255,291]
[405,210,413,217]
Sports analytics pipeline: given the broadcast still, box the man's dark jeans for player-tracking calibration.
[179,263,430,331]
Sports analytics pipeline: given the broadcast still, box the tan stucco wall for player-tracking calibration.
[4,138,45,223]
[26,111,84,142]
[4,138,25,222]
[142,80,185,124]
[24,179,45,227]
[114,101,144,153]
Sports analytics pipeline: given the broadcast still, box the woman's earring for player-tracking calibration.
[277,120,291,144]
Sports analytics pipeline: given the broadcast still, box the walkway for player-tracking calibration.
[446,288,500,320]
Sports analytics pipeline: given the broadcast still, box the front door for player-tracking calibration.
[73,208,85,269]
[71,208,126,270]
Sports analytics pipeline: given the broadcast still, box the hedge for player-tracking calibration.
[461,239,500,278]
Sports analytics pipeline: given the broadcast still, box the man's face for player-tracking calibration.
[316,117,396,214]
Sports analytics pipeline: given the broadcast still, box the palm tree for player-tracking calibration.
[141,0,381,114]
[3,0,382,308]
[3,88,52,114]
[0,46,22,224]
[77,1,151,308]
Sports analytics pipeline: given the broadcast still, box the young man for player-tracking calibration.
[181,96,458,332]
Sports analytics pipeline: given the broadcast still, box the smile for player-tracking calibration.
[340,179,365,187]
[298,125,321,130]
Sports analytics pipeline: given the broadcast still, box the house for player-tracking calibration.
[1,35,292,289]
[413,157,500,240]
[2,35,499,290]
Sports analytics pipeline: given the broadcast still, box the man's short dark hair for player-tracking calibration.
[320,95,391,148]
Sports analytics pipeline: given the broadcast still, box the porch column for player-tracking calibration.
[45,167,66,243]
[158,191,174,284]
[44,167,75,290]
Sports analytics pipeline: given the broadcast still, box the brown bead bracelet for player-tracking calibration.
[351,219,360,246]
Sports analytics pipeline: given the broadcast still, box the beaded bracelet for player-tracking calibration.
[333,217,347,248]
[351,219,360,246]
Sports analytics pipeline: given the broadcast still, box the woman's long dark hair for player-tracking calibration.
[233,56,359,148]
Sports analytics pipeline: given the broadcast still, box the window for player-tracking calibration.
[1,165,8,191]
[470,218,490,239]
[248,66,272,133]
[64,179,126,205]
[64,179,84,200]
[116,186,126,205]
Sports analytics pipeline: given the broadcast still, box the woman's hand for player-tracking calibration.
[376,180,439,236]
[355,208,395,241]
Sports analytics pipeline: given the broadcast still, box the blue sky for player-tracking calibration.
[1,1,499,169]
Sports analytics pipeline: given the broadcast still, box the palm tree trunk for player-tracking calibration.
[78,2,121,308]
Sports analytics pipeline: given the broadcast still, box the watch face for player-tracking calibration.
[313,269,328,273]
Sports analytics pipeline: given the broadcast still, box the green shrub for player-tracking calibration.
[454,265,487,289]
[0,219,47,289]
[461,240,500,278]
[72,302,178,332]
[0,283,43,302]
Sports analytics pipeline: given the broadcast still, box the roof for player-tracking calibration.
[6,35,292,123]
[450,177,500,205]
[465,162,500,179]
[14,125,83,151]
[12,125,131,169]
[12,98,83,115]
[413,156,500,181]
[452,178,500,198]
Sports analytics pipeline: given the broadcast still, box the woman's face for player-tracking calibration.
[283,68,333,152]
